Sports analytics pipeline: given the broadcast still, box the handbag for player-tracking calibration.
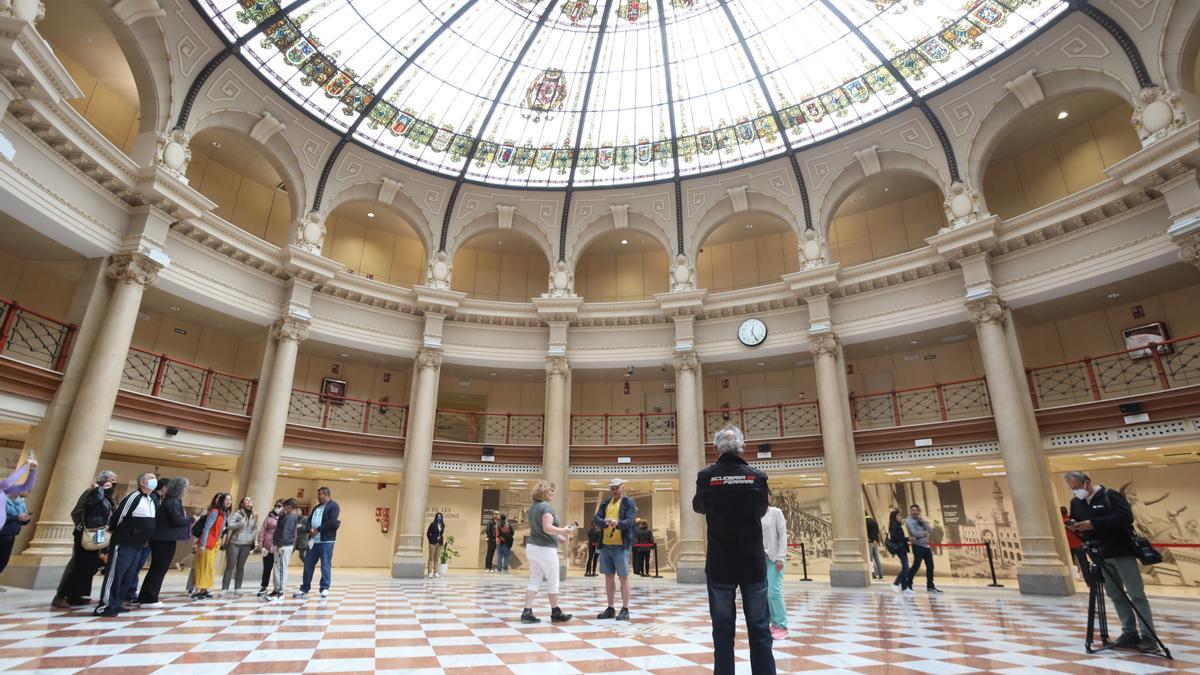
[1100,489,1162,565]
[80,526,108,551]
[884,538,901,555]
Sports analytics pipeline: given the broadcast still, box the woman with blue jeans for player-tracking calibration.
[496,514,514,573]
[888,510,912,592]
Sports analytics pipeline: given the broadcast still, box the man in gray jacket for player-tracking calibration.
[904,504,942,593]
[266,499,298,600]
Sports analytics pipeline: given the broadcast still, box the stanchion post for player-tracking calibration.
[799,542,812,582]
[651,543,663,579]
[985,542,1004,587]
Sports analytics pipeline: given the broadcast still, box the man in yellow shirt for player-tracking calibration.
[593,478,636,621]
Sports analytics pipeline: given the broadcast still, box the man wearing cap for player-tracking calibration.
[593,477,637,621]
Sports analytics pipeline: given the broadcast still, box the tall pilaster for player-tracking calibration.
[392,347,443,578]
[242,317,309,513]
[968,296,1074,596]
[23,252,163,562]
[673,351,707,584]
[232,328,278,498]
[543,355,571,578]
[809,331,870,587]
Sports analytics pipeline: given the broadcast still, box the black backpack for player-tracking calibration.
[191,514,206,539]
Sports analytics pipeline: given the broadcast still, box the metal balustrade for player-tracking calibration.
[1027,333,1200,407]
[121,348,256,415]
[0,299,74,370]
[435,409,543,444]
[287,388,408,436]
[571,412,677,446]
[704,402,821,440]
[850,378,991,430]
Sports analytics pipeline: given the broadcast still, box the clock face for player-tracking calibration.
[738,318,767,347]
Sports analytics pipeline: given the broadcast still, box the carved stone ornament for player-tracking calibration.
[799,228,829,269]
[416,347,443,371]
[966,296,1006,326]
[296,211,326,254]
[273,317,310,343]
[0,0,46,23]
[547,260,574,297]
[1132,86,1186,146]
[942,181,982,230]
[673,351,699,373]
[106,253,161,287]
[808,332,840,357]
[545,355,570,378]
[670,254,694,291]
[1178,232,1200,273]
[155,129,191,177]
[426,251,452,288]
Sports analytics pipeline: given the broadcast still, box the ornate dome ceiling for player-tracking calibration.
[200,0,1067,188]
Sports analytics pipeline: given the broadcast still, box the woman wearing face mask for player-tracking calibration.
[426,512,445,578]
[222,497,258,594]
[256,500,283,598]
[191,492,231,600]
[52,470,118,609]
[137,477,190,607]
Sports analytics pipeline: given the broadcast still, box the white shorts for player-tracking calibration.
[525,544,560,594]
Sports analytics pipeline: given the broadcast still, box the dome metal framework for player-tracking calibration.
[200,0,1068,188]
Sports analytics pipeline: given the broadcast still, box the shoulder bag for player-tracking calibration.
[1101,490,1162,565]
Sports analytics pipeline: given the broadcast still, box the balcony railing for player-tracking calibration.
[571,412,677,445]
[850,377,991,430]
[122,348,256,415]
[434,409,544,445]
[705,401,822,440]
[287,389,408,436]
[1027,332,1200,407]
[0,299,74,370]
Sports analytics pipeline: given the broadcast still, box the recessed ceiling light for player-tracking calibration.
[332,467,341,471]
[339,353,350,358]
[200,452,212,456]
[489,372,497,377]
[1106,292,1120,299]
[154,445,165,449]
[211,141,223,149]
[497,240,503,246]
[366,212,375,218]
[909,339,919,345]
[169,306,181,312]
[982,471,1007,477]
[883,186,891,192]
[1145,446,1160,451]
[745,223,753,230]
[620,239,628,245]
[1057,111,1069,120]
[757,362,765,366]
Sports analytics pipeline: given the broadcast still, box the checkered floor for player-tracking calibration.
[1,571,1198,673]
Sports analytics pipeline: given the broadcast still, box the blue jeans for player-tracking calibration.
[707,579,776,675]
[299,542,334,593]
[497,544,511,571]
[907,544,934,588]
[893,550,910,587]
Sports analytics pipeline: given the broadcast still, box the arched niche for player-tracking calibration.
[826,172,945,267]
[695,212,799,292]
[450,229,551,302]
[324,200,428,287]
[574,228,670,302]
[186,128,295,247]
[689,190,801,261]
[980,90,1140,220]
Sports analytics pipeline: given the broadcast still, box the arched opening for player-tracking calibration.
[324,201,427,287]
[185,128,295,247]
[451,230,551,302]
[696,212,799,292]
[982,91,1140,220]
[574,229,670,302]
[827,173,944,267]
[40,2,141,153]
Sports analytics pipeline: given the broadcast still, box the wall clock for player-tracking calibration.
[738,318,767,347]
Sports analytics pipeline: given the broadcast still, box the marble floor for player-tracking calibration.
[0,570,1197,674]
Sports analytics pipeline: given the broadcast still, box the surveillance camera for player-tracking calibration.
[625,365,634,377]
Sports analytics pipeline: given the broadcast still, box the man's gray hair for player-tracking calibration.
[1063,470,1091,484]
[96,470,117,484]
[713,427,745,455]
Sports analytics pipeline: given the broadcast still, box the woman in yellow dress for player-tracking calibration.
[191,492,231,600]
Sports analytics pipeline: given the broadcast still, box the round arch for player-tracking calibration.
[189,109,309,219]
[324,181,436,256]
[965,68,1136,190]
[689,190,801,261]
[1161,0,1200,95]
[825,171,946,266]
[817,151,947,240]
[568,210,673,273]
[446,211,555,266]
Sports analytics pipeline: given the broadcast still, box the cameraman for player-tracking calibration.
[1064,471,1156,651]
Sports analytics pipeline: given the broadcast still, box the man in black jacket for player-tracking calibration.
[693,426,775,675]
[296,486,340,599]
[1066,470,1157,652]
[485,514,499,572]
[95,472,158,617]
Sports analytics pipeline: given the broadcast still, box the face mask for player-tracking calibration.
[1072,488,1090,500]
[146,479,157,492]
[274,507,282,514]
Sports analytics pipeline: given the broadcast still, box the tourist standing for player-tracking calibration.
[585,523,601,576]
[52,470,117,608]
[520,480,576,624]
[485,513,499,572]
[0,490,31,579]
[94,472,158,617]
[1061,505,1092,586]
[634,519,655,576]
[904,504,941,593]
[256,500,282,597]
[296,487,339,599]
[888,509,911,592]
[267,499,298,599]
[222,497,258,593]
[761,499,788,640]
[593,478,636,621]
[191,492,231,600]
[497,514,513,573]
[865,513,883,580]
[138,477,190,606]
[426,512,445,578]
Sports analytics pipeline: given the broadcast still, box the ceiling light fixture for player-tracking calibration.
[367,212,375,218]
[620,239,628,245]
[1106,292,1120,299]
[211,141,223,149]
[1145,446,1160,451]
[169,306,181,312]
[1057,111,1069,120]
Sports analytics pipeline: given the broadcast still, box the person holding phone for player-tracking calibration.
[520,480,575,624]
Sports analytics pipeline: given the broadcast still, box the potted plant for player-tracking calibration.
[439,535,459,576]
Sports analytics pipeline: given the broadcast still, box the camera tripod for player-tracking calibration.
[1085,550,1171,659]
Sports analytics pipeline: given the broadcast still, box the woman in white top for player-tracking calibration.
[760,500,788,639]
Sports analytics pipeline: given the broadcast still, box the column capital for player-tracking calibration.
[272,317,310,343]
[545,355,570,378]
[106,252,162,287]
[415,347,443,371]
[1176,231,1200,272]
[966,295,1007,326]
[673,351,699,373]
[808,331,840,357]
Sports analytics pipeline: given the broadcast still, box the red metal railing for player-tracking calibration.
[704,401,822,440]
[287,388,408,436]
[570,412,677,445]
[122,347,257,415]
[434,408,544,444]
[1026,332,1200,408]
[0,298,75,371]
[850,377,991,430]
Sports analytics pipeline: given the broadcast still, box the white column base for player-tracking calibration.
[829,563,871,588]
[391,534,426,579]
[0,553,69,590]
[1016,564,1076,596]
[675,538,707,584]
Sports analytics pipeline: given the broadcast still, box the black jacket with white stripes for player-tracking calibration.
[108,489,158,548]
[692,452,771,585]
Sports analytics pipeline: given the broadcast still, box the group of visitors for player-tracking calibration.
[481,512,515,574]
[878,504,943,594]
[0,456,38,586]
[45,468,340,616]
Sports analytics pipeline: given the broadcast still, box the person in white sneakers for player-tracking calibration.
[761,497,789,640]
[426,512,446,578]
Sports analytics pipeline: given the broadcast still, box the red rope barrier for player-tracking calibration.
[1151,543,1200,548]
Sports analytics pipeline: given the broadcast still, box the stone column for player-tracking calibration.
[674,351,707,584]
[810,332,870,587]
[968,296,1074,596]
[543,356,570,578]
[232,328,278,498]
[392,347,443,578]
[242,317,309,513]
[23,253,161,561]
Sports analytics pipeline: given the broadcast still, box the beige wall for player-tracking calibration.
[0,254,78,320]
[574,250,670,301]
[130,309,264,379]
[452,248,551,302]
[697,231,800,293]
[983,103,1141,220]
[325,215,426,288]
[293,354,412,404]
[827,189,944,266]
[185,149,293,247]
[55,52,140,154]
[572,378,676,414]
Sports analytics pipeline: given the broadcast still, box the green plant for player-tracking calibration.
[440,535,460,565]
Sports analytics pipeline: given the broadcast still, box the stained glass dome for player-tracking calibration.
[198,0,1068,188]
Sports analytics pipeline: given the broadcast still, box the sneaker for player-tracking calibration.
[770,625,788,640]
[293,592,308,599]
[891,583,900,593]
[616,607,630,621]
[903,586,915,594]
[1114,633,1141,649]
[256,589,268,598]
[597,607,616,619]
[551,608,573,623]
[520,609,541,624]
[927,586,943,593]
[141,601,164,608]
[1138,638,1159,653]
[434,573,441,578]
[95,607,121,618]
[320,589,328,598]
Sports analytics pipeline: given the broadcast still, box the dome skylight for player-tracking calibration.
[200,0,1067,188]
